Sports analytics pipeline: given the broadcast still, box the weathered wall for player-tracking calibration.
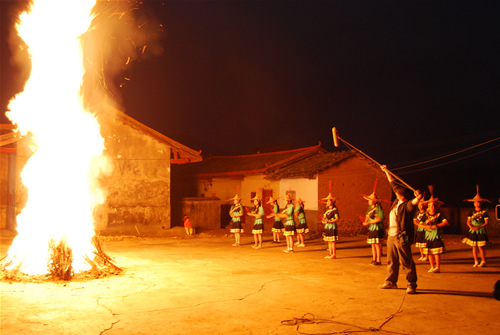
[8,119,171,233]
[241,175,271,201]
[174,197,222,230]
[279,178,319,210]
[0,153,7,229]
[13,138,31,223]
[97,116,171,231]
[206,177,242,200]
[0,151,13,229]
[318,156,392,236]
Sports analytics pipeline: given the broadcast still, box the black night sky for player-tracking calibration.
[1,0,499,204]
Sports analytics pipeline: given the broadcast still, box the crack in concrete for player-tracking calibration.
[97,275,157,334]
[101,277,287,318]
[97,299,120,335]
[235,278,284,301]
[94,277,284,334]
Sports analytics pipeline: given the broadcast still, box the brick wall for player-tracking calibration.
[318,156,393,236]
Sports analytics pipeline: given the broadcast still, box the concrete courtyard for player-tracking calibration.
[1,230,500,334]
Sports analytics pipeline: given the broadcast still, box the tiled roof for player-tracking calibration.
[174,144,327,178]
[98,105,202,164]
[266,151,355,179]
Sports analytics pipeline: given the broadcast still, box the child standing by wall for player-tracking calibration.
[462,186,491,267]
[247,195,264,249]
[322,192,339,259]
[228,194,244,246]
[294,197,309,248]
[183,215,193,235]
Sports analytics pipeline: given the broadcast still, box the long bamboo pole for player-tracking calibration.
[332,127,416,192]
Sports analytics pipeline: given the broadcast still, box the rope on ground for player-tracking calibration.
[377,241,414,331]
[377,291,407,330]
[281,312,409,335]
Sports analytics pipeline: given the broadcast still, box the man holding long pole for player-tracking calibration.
[379,165,422,294]
[332,127,422,293]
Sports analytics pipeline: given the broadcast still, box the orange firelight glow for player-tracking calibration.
[4,0,109,275]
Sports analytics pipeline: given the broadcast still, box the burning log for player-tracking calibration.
[87,236,122,276]
[48,238,74,280]
[1,236,122,282]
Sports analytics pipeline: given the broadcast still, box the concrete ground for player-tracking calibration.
[1,229,500,335]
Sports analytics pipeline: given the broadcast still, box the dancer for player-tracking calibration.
[418,193,448,273]
[414,200,428,261]
[322,192,339,259]
[378,165,422,294]
[267,197,283,243]
[462,185,491,267]
[247,195,264,249]
[228,194,244,246]
[361,191,384,265]
[294,197,309,248]
[274,193,296,253]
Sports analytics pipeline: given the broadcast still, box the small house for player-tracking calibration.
[172,144,393,235]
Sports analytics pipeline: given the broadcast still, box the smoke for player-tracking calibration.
[4,1,163,115]
[4,0,32,109]
[81,1,164,110]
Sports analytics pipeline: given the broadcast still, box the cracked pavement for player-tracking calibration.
[1,233,500,334]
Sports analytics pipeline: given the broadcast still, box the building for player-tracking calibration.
[0,106,202,233]
[172,144,393,235]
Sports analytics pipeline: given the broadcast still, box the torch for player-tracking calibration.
[332,127,416,192]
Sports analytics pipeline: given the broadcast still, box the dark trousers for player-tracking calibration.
[384,235,417,288]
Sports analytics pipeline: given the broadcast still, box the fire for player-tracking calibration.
[4,0,108,276]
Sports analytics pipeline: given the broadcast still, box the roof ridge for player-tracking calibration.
[265,145,323,169]
[206,143,322,159]
[98,104,202,162]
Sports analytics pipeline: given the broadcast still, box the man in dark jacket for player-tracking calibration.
[379,165,422,294]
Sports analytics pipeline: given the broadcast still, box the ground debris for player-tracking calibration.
[0,269,49,283]
[86,235,123,278]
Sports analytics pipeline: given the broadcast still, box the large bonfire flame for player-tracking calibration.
[3,0,114,278]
